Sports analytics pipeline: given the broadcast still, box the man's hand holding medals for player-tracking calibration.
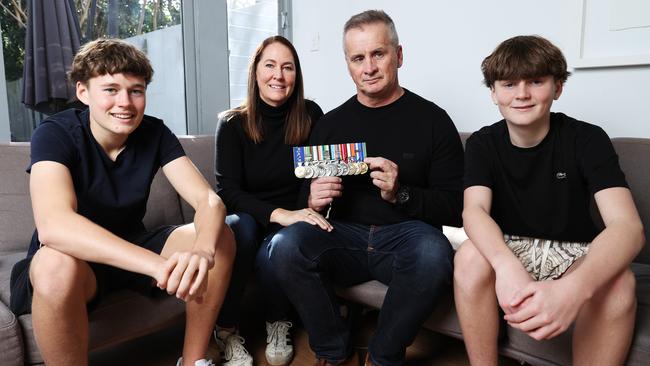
[365,156,400,204]
[295,142,368,216]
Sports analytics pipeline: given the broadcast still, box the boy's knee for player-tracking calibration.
[30,248,89,300]
[596,269,636,317]
[453,240,494,290]
[217,225,237,263]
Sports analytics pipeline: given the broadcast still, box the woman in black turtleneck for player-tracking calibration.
[213,36,327,366]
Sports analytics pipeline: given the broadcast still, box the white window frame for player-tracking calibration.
[182,0,230,135]
[0,0,292,140]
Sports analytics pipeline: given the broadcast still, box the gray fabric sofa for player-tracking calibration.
[1,134,648,365]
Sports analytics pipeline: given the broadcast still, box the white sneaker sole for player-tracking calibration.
[265,350,294,366]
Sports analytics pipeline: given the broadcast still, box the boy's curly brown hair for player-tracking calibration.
[69,38,153,85]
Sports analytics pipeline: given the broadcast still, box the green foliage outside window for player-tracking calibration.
[0,0,182,82]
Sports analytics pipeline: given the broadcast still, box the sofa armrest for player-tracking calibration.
[0,299,24,366]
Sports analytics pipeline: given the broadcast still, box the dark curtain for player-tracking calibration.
[22,0,82,115]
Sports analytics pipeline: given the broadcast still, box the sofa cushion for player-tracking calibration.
[0,300,23,366]
[0,143,33,255]
[0,252,24,309]
[11,268,185,365]
[628,262,650,366]
[336,280,462,338]
[336,280,386,309]
[87,291,185,352]
[0,252,26,365]
[178,136,217,222]
[505,325,572,366]
[143,170,185,229]
[612,138,650,264]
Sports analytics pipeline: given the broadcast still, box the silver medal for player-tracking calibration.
[304,166,314,179]
[338,162,349,176]
[313,164,325,177]
[325,163,338,177]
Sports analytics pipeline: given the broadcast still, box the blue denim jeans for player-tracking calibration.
[269,220,454,366]
[217,213,292,327]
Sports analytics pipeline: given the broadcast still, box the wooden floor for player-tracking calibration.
[90,302,520,366]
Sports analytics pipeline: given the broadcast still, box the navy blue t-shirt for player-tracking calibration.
[26,108,185,256]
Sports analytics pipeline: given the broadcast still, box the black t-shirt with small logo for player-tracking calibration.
[464,112,627,242]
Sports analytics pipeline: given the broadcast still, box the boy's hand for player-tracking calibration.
[154,250,214,302]
[494,261,534,314]
[504,278,587,340]
[308,177,343,212]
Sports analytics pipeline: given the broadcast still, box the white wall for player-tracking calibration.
[292,0,650,138]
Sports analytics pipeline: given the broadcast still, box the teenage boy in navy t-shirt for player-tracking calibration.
[9,39,234,366]
[455,35,644,365]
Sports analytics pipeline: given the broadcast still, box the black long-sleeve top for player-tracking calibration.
[215,99,323,227]
[304,89,464,228]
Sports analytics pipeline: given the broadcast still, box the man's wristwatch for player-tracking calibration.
[396,185,410,205]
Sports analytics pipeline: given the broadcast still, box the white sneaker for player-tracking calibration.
[176,357,215,366]
[265,321,294,365]
[214,327,253,366]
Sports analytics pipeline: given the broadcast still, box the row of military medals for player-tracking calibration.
[293,142,368,178]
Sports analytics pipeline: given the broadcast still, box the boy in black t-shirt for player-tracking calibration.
[9,39,233,366]
[455,35,644,365]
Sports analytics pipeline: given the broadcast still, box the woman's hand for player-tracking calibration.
[270,208,333,231]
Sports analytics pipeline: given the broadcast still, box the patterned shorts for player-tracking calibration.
[504,235,590,281]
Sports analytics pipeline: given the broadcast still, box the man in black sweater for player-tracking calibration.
[269,10,464,366]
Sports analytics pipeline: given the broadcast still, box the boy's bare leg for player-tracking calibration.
[29,247,98,366]
[161,223,236,365]
[454,240,500,366]
[572,266,636,365]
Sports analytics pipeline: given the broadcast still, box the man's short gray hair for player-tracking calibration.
[343,10,399,50]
